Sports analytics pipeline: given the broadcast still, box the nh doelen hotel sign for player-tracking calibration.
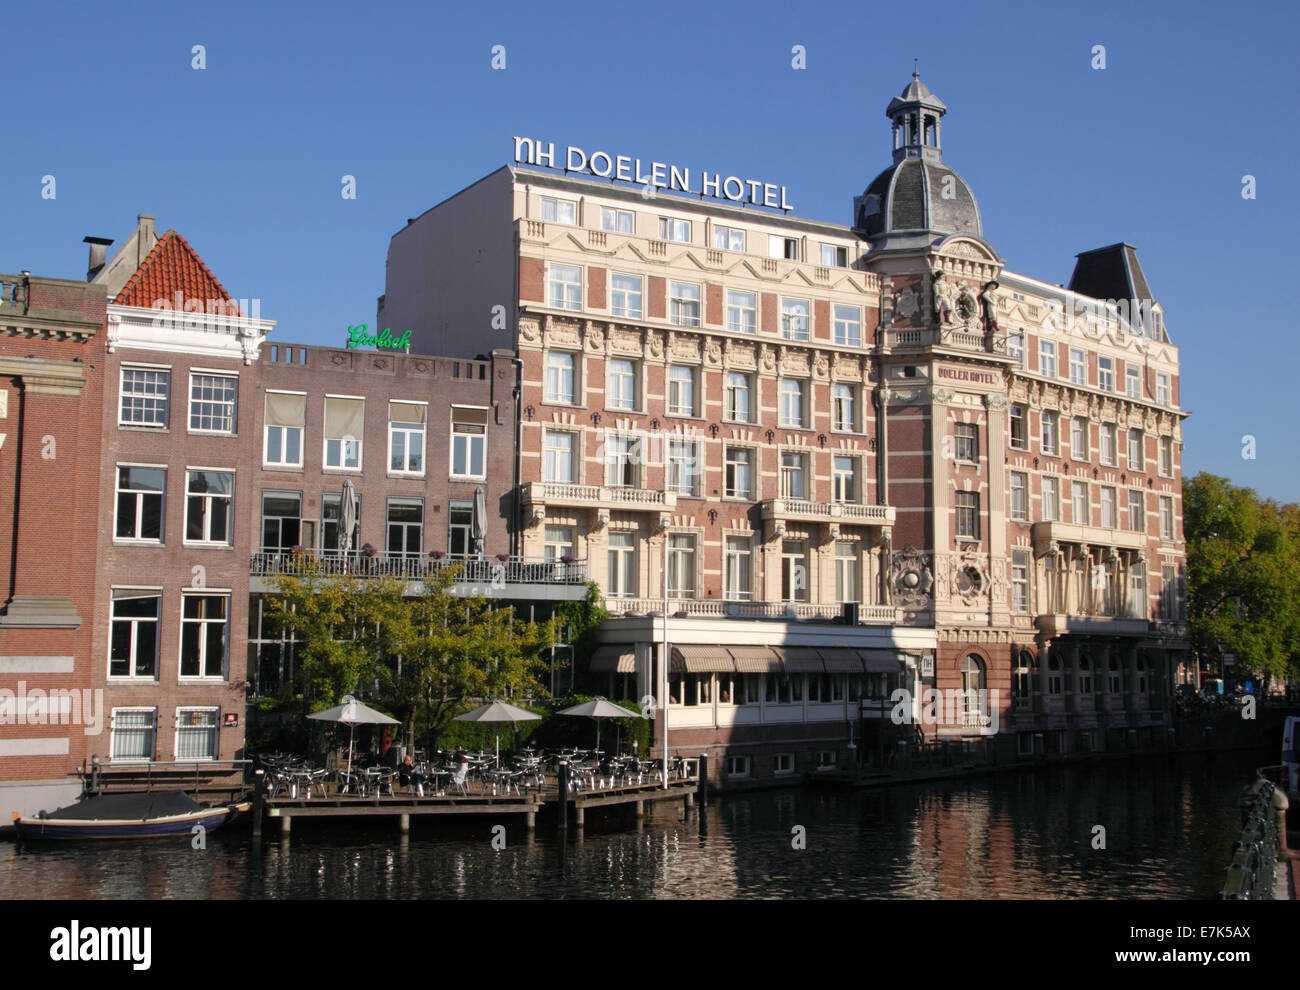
[514,137,793,211]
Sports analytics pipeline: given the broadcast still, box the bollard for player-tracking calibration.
[252,769,264,840]
[557,761,570,832]
[697,754,709,807]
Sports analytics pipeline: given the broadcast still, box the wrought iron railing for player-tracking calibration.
[250,551,588,585]
[602,597,896,622]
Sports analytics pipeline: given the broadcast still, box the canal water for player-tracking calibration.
[0,750,1267,899]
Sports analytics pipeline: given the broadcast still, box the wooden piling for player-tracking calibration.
[557,761,570,832]
[252,769,264,839]
[697,754,708,807]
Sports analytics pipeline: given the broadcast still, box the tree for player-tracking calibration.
[1183,473,1300,682]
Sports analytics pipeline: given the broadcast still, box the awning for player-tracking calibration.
[671,645,736,673]
[778,647,824,673]
[818,648,865,673]
[589,645,636,673]
[728,646,781,672]
[857,649,905,673]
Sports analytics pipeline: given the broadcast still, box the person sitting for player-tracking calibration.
[399,754,425,795]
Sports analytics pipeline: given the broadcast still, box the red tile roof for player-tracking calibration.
[114,229,241,315]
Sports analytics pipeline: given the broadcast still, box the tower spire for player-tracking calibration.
[886,68,947,164]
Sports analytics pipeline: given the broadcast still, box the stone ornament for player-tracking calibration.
[891,546,933,609]
[932,270,955,327]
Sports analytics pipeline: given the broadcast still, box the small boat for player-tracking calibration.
[12,790,249,840]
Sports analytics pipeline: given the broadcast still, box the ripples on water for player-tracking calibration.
[0,752,1263,900]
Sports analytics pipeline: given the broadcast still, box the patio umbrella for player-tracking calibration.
[472,485,487,559]
[339,479,358,570]
[307,694,398,774]
[556,698,640,754]
[454,700,541,766]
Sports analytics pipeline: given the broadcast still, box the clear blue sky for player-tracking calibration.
[4,0,1295,500]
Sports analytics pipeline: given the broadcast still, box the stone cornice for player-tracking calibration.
[0,356,87,396]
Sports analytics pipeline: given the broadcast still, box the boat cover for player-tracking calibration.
[39,791,205,821]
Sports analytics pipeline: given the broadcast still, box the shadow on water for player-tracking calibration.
[0,750,1267,899]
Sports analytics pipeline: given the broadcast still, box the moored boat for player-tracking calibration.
[12,790,249,840]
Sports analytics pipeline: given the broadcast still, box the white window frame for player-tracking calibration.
[548,263,582,311]
[1128,490,1145,531]
[543,430,576,484]
[724,535,753,601]
[389,405,429,477]
[1010,472,1028,521]
[1011,551,1030,614]
[1072,481,1089,526]
[668,365,697,416]
[263,390,305,468]
[1070,418,1087,461]
[1042,476,1060,522]
[1128,429,1144,470]
[610,273,643,319]
[780,451,807,500]
[1156,372,1170,406]
[832,383,856,432]
[1008,332,1025,370]
[1098,355,1114,392]
[667,439,701,496]
[174,707,220,761]
[450,406,486,479]
[540,197,576,225]
[1041,410,1058,454]
[114,464,166,543]
[669,282,701,328]
[606,530,636,598]
[323,394,364,470]
[1160,497,1175,540]
[109,590,162,681]
[835,541,859,603]
[183,469,234,546]
[1100,486,1117,529]
[601,207,634,233]
[179,592,229,681]
[955,492,980,540]
[779,378,805,428]
[187,372,238,435]
[545,351,577,404]
[1100,423,1117,466]
[833,304,861,346]
[832,456,857,504]
[725,290,757,334]
[110,707,157,763]
[659,217,691,243]
[1010,405,1027,450]
[713,226,746,251]
[1068,348,1086,385]
[1038,341,1056,378]
[724,446,754,499]
[820,244,847,267]
[1158,436,1174,477]
[724,371,753,422]
[667,533,697,597]
[780,297,810,341]
[119,364,171,428]
[1126,366,1141,398]
[955,423,979,464]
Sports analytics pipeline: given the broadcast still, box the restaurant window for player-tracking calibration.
[388,401,428,476]
[189,373,237,434]
[264,391,305,467]
[451,407,487,478]
[322,493,360,552]
[387,497,424,558]
[120,367,170,427]
[448,500,473,556]
[115,465,165,542]
[324,396,364,469]
[261,491,302,551]
[610,274,643,319]
[109,589,161,679]
[185,470,233,545]
[726,290,757,334]
[180,594,228,679]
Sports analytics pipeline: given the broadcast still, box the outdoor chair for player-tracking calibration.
[448,764,470,796]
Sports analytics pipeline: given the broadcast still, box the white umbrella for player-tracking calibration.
[472,486,487,559]
[307,694,398,774]
[556,698,641,753]
[454,700,541,766]
[339,479,358,571]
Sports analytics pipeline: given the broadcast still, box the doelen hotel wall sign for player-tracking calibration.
[347,324,412,350]
[514,137,793,211]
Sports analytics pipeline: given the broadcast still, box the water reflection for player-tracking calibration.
[0,752,1263,900]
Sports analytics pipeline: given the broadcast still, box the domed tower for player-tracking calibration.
[854,70,985,253]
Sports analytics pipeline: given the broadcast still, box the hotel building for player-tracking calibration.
[380,72,1190,784]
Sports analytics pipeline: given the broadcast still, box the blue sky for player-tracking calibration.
[4,0,1296,500]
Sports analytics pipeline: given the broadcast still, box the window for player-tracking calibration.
[1100,486,1116,529]
[724,535,752,600]
[120,367,170,427]
[610,274,643,319]
[1158,436,1174,477]
[1160,496,1174,540]
[175,707,219,761]
[1156,373,1170,406]
[185,470,232,544]
[606,531,636,597]
[961,656,986,726]
[1041,476,1060,522]
[781,539,808,602]
[1078,655,1093,695]
[833,456,856,503]
[1069,348,1086,385]
[659,217,691,243]
[180,594,228,679]
[1126,366,1141,398]
[1008,332,1025,370]
[1013,651,1034,708]
[1070,418,1087,460]
[766,674,795,705]
[115,466,165,542]
[1128,429,1144,470]
[1041,410,1058,454]
[541,526,575,571]
[544,430,576,483]
[779,378,805,427]
[605,433,641,488]
[1010,472,1028,521]
[820,244,848,267]
[725,447,753,499]
[668,365,697,416]
[387,498,424,557]
[109,590,160,678]
[669,282,701,327]
[724,372,752,422]
[725,755,751,778]
[1098,356,1114,392]
[389,401,428,475]
[540,197,575,224]
[1072,481,1089,525]
[781,298,809,340]
[955,492,980,540]
[450,407,486,478]
[601,207,634,233]
[1047,654,1063,695]
[261,491,301,551]
[1010,405,1027,450]
[769,235,799,260]
[448,500,473,556]
[110,708,156,761]
[667,534,696,596]
[264,391,305,467]
[835,541,858,603]
[1038,341,1056,378]
[1128,490,1145,531]
[548,263,582,310]
[324,396,364,469]
[831,383,856,431]
[607,358,638,410]
[189,373,237,433]
[714,226,745,251]
[1011,551,1030,613]
[322,492,360,552]
[545,352,576,404]
[667,439,700,496]
[833,305,861,346]
[773,753,795,775]
[780,452,806,500]
[1099,423,1117,466]
[726,290,756,334]
[955,423,979,463]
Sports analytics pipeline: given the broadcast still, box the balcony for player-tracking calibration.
[1031,521,1146,555]
[249,551,589,599]
[602,597,899,624]
[878,327,1002,354]
[521,482,677,518]
[761,499,895,527]
[1035,613,1149,638]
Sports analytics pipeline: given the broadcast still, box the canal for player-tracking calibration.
[0,750,1267,899]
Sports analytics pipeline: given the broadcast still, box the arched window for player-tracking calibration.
[1078,654,1092,694]
[1108,654,1121,694]
[961,654,986,726]
[1047,652,1063,695]
[1013,649,1035,707]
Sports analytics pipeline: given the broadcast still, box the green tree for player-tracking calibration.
[1183,473,1300,681]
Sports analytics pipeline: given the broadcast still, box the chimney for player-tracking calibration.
[84,236,114,281]
[136,214,157,267]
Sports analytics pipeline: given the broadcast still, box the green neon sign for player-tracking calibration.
[346,323,412,350]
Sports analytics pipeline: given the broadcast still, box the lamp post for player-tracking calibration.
[661,529,670,789]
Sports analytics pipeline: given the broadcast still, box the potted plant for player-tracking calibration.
[429,549,446,560]
[496,552,510,562]
[560,554,576,564]
[361,543,378,558]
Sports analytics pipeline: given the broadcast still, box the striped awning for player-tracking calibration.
[857,649,905,673]
[671,645,736,673]
[778,647,825,673]
[819,648,866,673]
[728,646,782,672]
[589,645,636,673]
